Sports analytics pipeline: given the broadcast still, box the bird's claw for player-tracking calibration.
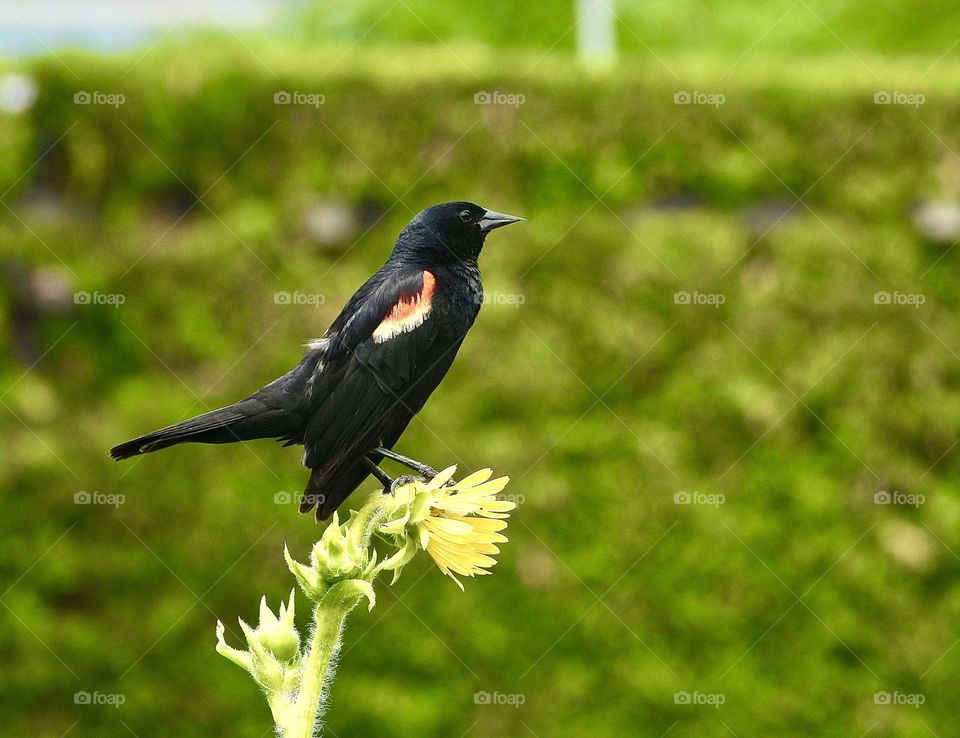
[388,474,420,494]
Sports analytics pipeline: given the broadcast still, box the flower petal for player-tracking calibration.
[456,468,494,488]
[426,466,458,491]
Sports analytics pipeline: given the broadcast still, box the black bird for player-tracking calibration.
[110,202,524,520]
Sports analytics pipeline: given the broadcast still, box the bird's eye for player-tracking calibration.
[458,209,472,223]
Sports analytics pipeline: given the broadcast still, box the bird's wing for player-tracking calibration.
[330,268,437,359]
[301,267,446,473]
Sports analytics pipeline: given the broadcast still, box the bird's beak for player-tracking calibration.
[478,209,526,233]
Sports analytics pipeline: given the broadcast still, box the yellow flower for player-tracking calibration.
[401,466,515,590]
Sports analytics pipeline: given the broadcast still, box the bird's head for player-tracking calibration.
[396,201,525,264]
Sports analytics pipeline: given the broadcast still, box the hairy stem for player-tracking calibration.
[277,592,360,738]
[274,495,390,737]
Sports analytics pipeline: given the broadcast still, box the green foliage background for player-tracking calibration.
[294,0,960,56]
[2,30,960,738]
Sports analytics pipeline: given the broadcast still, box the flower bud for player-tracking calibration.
[254,590,300,662]
[309,511,371,582]
[216,592,302,694]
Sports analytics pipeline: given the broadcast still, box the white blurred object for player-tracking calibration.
[576,0,617,63]
[0,0,279,54]
[0,73,37,114]
[0,1,274,26]
[302,201,359,247]
[911,199,960,244]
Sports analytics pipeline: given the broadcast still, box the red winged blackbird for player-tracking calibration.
[110,202,524,519]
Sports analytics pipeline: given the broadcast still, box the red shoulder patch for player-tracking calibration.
[372,271,436,343]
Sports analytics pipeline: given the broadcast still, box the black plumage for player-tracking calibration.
[110,201,524,519]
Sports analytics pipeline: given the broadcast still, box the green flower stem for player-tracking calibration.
[347,498,389,552]
[276,589,363,738]
[274,495,392,738]
[266,692,295,732]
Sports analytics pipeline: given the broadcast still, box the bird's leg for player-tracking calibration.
[372,447,439,479]
[364,455,419,494]
[362,456,393,490]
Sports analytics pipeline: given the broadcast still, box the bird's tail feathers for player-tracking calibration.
[110,405,252,460]
[300,460,374,521]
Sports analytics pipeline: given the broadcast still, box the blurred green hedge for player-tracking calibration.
[2,41,960,737]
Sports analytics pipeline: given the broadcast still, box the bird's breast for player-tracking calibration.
[432,264,483,336]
